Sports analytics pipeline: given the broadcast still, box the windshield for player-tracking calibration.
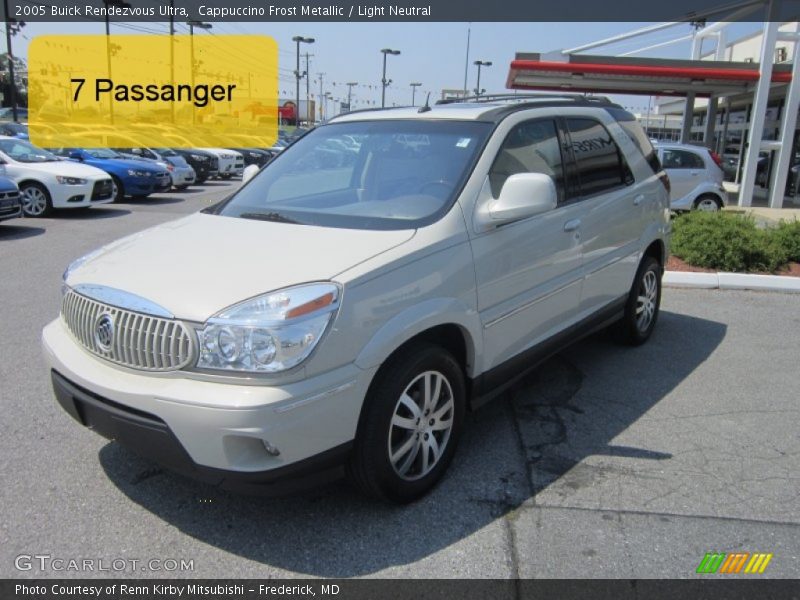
[85,148,122,159]
[0,139,58,163]
[154,148,178,157]
[218,120,492,230]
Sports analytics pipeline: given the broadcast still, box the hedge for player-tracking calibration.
[671,211,800,273]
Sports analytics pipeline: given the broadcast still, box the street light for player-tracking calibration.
[187,21,212,124]
[380,48,401,108]
[473,60,492,99]
[1,0,25,122]
[102,0,131,124]
[292,36,315,126]
[409,82,422,106]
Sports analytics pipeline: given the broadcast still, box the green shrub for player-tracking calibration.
[774,219,800,262]
[671,212,789,273]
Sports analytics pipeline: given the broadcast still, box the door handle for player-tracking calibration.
[563,219,581,232]
[633,194,644,206]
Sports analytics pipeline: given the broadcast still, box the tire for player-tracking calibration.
[220,173,232,180]
[694,194,722,212]
[196,176,207,185]
[20,182,52,217]
[348,342,466,503]
[616,256,662,346]
[110,175,124,203]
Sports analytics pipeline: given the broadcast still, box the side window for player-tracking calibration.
[489,119,565,203]
[662,149,704,170]
[566,118,631,197]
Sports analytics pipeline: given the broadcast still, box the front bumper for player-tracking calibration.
[170,166,196,187]
[51,180,114,208]
[0,194,21,220]
[126,174,172,196]
[42,318,373,493]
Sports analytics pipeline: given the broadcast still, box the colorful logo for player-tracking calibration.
[696,552,773,574]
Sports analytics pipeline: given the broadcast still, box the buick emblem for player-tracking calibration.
[94,313,115,351]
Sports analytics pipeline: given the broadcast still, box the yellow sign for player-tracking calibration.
[28,34,278,148]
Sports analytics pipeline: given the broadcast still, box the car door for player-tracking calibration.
[470,117,584,377]
[564,116,642,314]
[660,147,703,203]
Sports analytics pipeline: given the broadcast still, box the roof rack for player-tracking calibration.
[436,93,614,105]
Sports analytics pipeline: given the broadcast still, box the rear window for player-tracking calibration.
[606,107,662,174]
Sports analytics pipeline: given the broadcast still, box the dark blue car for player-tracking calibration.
[54,148,171,202]
[0,175,21,222]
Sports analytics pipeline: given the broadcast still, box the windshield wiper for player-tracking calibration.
[239,211,302,224]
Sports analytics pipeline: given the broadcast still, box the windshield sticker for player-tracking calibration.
[456,138,472,148]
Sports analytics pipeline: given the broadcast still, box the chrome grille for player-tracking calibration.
[61,290,194,371]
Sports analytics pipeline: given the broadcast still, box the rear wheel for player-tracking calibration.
[20,182,52,217]
[616,256,662,346]
[694,194,722,211]
[349,343,465,503]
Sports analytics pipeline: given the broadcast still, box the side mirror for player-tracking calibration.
[68,150,83,161]
[242,164,260,184]
[477,173,557,228]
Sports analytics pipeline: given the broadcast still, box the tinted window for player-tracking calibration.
[606,107,662,174]
[661,149,705,170]
[489,119,564,202]
[566,118,629,197]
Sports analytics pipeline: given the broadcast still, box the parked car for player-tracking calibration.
[0,137,113,217]
[44,96,669,502]
[170,148,219,184]
[52,148,171,202]
[116,147,196,190]
[0,122,28,139]
[0,172,21,222]
[655,142,727,211]
[0,107,28,122]
[228,148,274,169]
[197,148,244,179]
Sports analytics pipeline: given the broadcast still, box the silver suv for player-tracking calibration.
[43,95,670,503]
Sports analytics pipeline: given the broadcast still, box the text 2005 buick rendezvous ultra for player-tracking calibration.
[43,95,670,503]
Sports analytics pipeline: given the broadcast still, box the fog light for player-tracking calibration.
[262,440,280,456]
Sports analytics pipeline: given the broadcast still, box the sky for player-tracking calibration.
[9,19,762,113]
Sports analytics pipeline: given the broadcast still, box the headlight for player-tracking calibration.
[190,154,208,162]
[127,169,151,177]
[56,176,87,185]
[196,283,339,374]
[248,152,261,158]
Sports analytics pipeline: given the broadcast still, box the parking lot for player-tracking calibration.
[1,184,798,578]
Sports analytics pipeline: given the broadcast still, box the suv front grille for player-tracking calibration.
[61,290,195,371]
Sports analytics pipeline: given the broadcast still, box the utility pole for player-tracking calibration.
[317,72,325,120]
[168,0,175,123]
[292,36,314,126]
[102,0,131,124]
[346,82,357,111]
[2,0,24,122]
[304,52,313,125]
[463,24,471,97]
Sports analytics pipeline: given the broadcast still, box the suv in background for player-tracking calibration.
[44,95,670,503]
[655,142,727,211]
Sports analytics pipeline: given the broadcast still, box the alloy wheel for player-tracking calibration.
[388,370,454,481]
[696,197,719,211]
[22,187,47,216]
[636,270,658,332]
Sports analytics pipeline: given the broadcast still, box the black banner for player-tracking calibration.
[3,580,800,600]
[0,0,792,23]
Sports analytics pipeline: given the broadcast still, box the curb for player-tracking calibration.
[664,271,800,293]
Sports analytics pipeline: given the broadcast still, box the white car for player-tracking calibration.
[44,96,669,502]
[197,148,244,179]
[655,142,727,211]
[0,137,114,217]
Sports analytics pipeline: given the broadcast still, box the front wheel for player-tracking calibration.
[349,343,465,503]
[20,182,52,217]
[616,256,662,346]
[110,176,124,203]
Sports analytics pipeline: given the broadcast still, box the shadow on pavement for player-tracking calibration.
[99,310,726,576]
[54,207,131,220]
[0,223,45,240]
[118,196,185,206]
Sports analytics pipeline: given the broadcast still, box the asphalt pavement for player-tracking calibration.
[1,183,798,578]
